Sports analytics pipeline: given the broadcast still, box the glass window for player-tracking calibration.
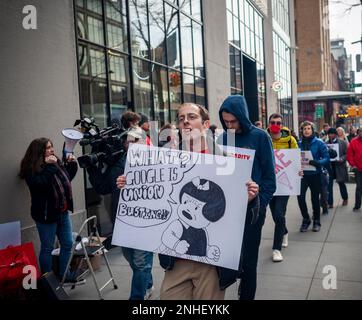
[110,85,129,120]
[79,44,89,76]
[153,65,170,125]
[88,16,105,45]
[227,0,232,11]
[90,48,106,78]
[232,0,239,16]
[183,73,195,103]
[109,53,127,83]
[149,0,167,65]
[233,15,240,47]
[165,3,181,69]
[191,0,201,21]
[77,12,86,39]
[180,14,194,75]
[227,11,234,43]
[180,0,191,15]
[129,0,150,60]
[192,22,204,78]
[133,58,152,117]
[169,70,182,122]
[195,77,206,106]
[87,0,103,15]
[76,0,84,7]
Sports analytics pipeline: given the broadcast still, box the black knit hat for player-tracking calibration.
[327,127,337,135]
[138,113,149,126]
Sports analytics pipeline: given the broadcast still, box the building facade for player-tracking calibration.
[0,0,298,249]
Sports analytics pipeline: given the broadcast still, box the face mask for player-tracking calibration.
[269,124,281,134]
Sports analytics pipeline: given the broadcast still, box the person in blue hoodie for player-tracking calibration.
[217,95,276,300]
[298,121,330,232]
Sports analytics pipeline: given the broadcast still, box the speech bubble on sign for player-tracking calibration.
[116,144,198,228]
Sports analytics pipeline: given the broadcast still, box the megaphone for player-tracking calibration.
[61,128,84,157]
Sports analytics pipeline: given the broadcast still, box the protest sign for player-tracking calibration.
[112,144,254,270]
[274,149,301,196]
[327,143,340,161]
[301,150,316,171]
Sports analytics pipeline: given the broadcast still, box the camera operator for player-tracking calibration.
[86,119,154,300]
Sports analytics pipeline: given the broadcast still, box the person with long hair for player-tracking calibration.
[19,138,78,281]
[337,127,348,144]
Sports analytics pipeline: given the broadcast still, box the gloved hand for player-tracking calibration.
[309,160,319,167]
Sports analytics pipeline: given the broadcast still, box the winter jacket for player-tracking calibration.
[299,136,330,175]
[217,95,276,208]
[326,138,349,183]
[25,161,77,223]
[347,136,362,172]
[267,127,298,150]
[87,153,127,224]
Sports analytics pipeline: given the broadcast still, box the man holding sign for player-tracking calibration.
[116,103,260,300]
[298,121,329,233]
[267,113,300,263]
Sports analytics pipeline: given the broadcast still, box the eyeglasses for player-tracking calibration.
[270,121,282,125]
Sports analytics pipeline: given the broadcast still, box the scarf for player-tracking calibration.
[301,136,314,151]
[52,163,72,212]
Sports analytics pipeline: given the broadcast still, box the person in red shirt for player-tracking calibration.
[346,127,362,211]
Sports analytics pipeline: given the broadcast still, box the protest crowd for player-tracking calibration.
[10,95,362,301]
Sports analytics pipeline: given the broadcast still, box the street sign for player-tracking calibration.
[315,104,324,119]
[350,83,362,88]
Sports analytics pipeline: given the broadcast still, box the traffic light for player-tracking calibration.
[169,72,181,87]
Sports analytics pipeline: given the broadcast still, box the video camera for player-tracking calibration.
[75,117,129,169]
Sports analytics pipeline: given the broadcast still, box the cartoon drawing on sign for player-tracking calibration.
[278,172,293,190]
[159,177,226,263]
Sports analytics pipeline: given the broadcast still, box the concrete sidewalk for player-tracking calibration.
[64,183,362,300]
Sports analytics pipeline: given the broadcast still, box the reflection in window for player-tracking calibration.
[129,0,150,60]
[87,0,103,14]
[192,22,204,78]
[180,14,193,75]
[191,0,201,21]
[153,65,169,125]
[79,44,89,75]
[149,0,166,65]
[88,16,104,45]
[195,77,205,106]
[169,71,182,121]
[165,4,180,69]
[109,54,127,82]
[90,48,106,78]
[133,58,152,117]
[183,73,195,103]
[77,13,86,39]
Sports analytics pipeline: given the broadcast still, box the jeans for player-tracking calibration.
[355,169,362,209]
[36,212,73,278]
[269,196,289,251]
[328,176,348,206]
[238,206,266,300]
[122,247,154,300]
[297,174,321,224]
[320,170,329,209]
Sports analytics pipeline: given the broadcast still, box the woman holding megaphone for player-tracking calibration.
[19,137,78,281]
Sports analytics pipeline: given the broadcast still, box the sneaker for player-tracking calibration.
[312,223,321,232]
[342,199,348,206]
[272,250,283,262]
[300,220,311,232]
[282,234,288,248]
[144,285,154,300]
[353,207,361,212]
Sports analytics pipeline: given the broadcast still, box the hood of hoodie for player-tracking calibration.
[219,95,253,134]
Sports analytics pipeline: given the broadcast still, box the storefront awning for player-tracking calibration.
[297,90,360,101]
